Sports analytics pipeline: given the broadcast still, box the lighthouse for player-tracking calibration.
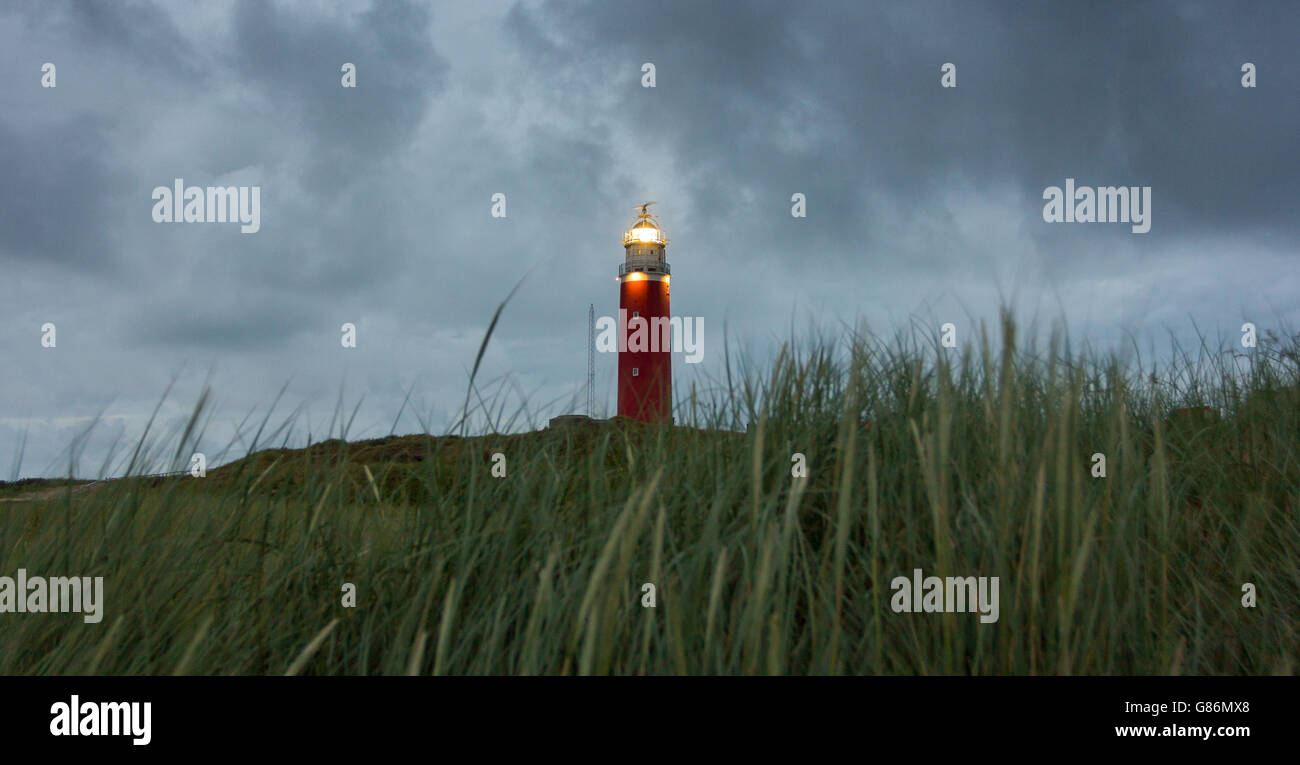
[617,203,673,423]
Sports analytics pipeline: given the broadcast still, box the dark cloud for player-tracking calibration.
[509,0,1300,257]
[227,0,448,186]
[0,119,116,269]
[24,0,210,81]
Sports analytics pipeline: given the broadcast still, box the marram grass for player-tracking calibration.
[1,317,1297,675]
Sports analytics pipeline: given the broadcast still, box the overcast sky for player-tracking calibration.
[2,0,1296,478]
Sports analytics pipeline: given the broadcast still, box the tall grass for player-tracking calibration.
[1,315,1296,674]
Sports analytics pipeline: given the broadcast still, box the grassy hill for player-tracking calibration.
[1,319,1297,675]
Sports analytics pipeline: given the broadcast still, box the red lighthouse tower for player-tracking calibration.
[617,203,673,423]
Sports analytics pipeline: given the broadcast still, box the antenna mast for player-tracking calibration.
[587,303,595,416]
